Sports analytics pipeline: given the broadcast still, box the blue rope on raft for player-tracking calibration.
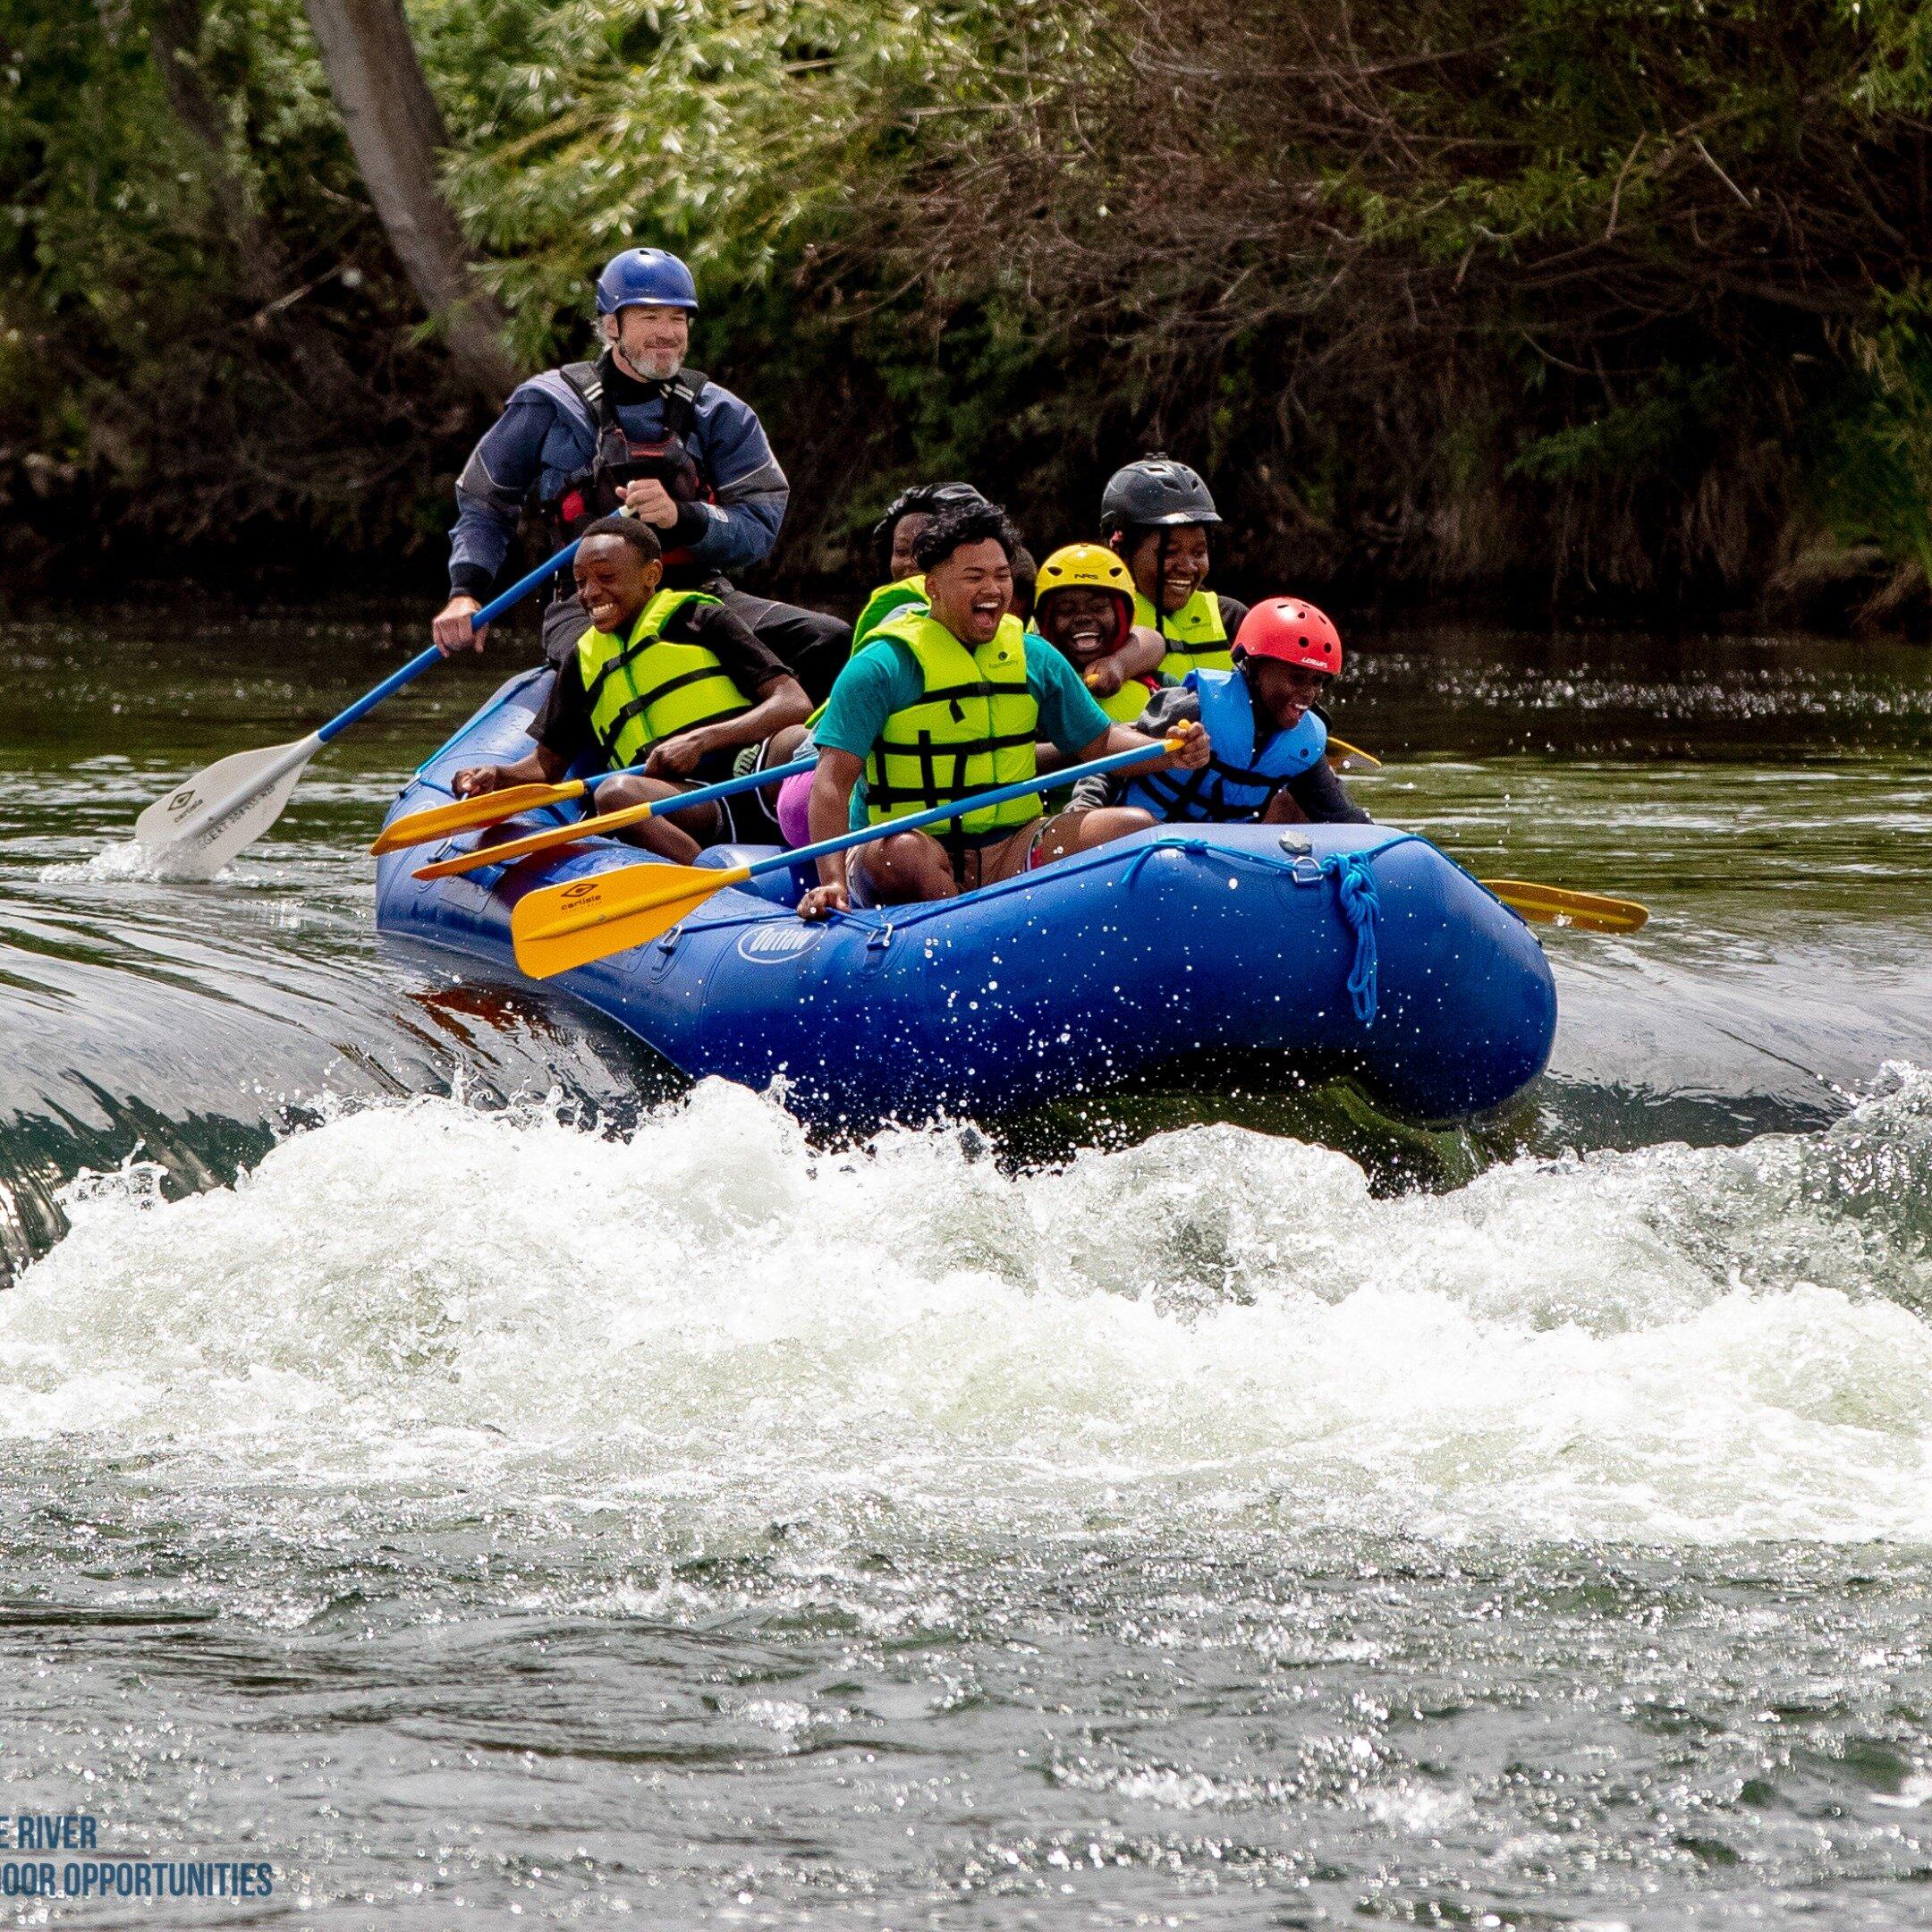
[1119,834,1382,1023]
[1322,852,1381,1025]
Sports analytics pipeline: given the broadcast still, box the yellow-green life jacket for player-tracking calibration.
[852,574,928,653]
[863,610,1040,836]
[1095,674,1161,724]
[1133,587,1232,680]
[1024,625,1160,725]
[575,589,749,770]
[805,575,930,729]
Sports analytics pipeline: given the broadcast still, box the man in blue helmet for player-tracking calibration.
[430,246,850,688]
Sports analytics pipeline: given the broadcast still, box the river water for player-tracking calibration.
[1,614,1928,1928]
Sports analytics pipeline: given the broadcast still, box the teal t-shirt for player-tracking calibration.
[816,631,1117,829]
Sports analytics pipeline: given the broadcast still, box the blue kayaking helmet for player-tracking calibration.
[596,248,699,315]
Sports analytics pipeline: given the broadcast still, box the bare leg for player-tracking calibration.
[765,724,810,766]
[591,775,722,865]
[851,830,958,904]
[1033,805,1157,865]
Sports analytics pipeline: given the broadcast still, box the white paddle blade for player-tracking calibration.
[132,737,318,877]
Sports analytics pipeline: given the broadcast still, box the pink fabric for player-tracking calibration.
[775,768,815,848]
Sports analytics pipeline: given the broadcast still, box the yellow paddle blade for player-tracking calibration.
[411,795,662,881]
[1483,878,1649,935]
[1326,738,1382,772]
[511,862,752,979]
[369,778,589,855]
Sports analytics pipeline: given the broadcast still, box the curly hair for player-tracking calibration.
[870,480,987,576]
[911,499,1023,572]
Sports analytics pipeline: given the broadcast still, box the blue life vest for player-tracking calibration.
[1122,667,1327,821]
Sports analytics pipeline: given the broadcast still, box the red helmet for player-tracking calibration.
[1233,598,1343,676]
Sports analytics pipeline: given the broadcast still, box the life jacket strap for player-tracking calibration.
[1133,764,1208,816]
[1205,753,1292,794]
[597,666,750,757]
[552,356,715,550]
[559,358,711,437]
[580,632,654,714]
[917,677,1003,717]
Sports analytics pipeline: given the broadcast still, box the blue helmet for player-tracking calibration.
[595,247,699,316]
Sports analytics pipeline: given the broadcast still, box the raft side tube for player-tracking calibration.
[375,681,1557,1125]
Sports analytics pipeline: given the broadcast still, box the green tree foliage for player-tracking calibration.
[428,0,1051,560]
[3,0,1931,620]
[854,0,1932,606]
[0,0,479,579]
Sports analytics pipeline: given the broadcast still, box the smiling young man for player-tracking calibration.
[845,481,989,653]
[1100,455,1248,682]
[450,517,810,861]
[795,501,1208,918]
[1071,598,1370,826]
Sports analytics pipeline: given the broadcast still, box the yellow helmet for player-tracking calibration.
[1036,543,1135,603]
[1034,543,1135,656]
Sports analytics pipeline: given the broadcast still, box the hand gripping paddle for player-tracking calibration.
[406,757,815,881]
[510,737,1193,979]
[135,532,606,877]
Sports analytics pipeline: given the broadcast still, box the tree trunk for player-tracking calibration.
[299,0,518,400]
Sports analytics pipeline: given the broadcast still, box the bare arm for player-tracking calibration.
[1071,720,1211,769]
[795,748,865,919]
[1113,625,1165,681]
[451,744,572,798]
[642,675,813,779]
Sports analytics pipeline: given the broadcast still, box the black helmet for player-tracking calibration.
[870,480,988,552]
[1099,455,1221,532]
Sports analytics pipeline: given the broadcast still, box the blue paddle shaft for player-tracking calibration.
[316,538,588,748]
[594,753,813,812]
[747,739,1174,882]
[316,645,444,746]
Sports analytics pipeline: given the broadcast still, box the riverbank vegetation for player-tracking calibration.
[5,0,1932,626]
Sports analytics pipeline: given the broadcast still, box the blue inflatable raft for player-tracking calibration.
[375,669,1556,1124]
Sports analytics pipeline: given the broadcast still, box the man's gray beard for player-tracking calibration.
[616,346,682,382]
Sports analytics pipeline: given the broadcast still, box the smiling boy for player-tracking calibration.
[1072,598,1370,826]
[450,516,809,860]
